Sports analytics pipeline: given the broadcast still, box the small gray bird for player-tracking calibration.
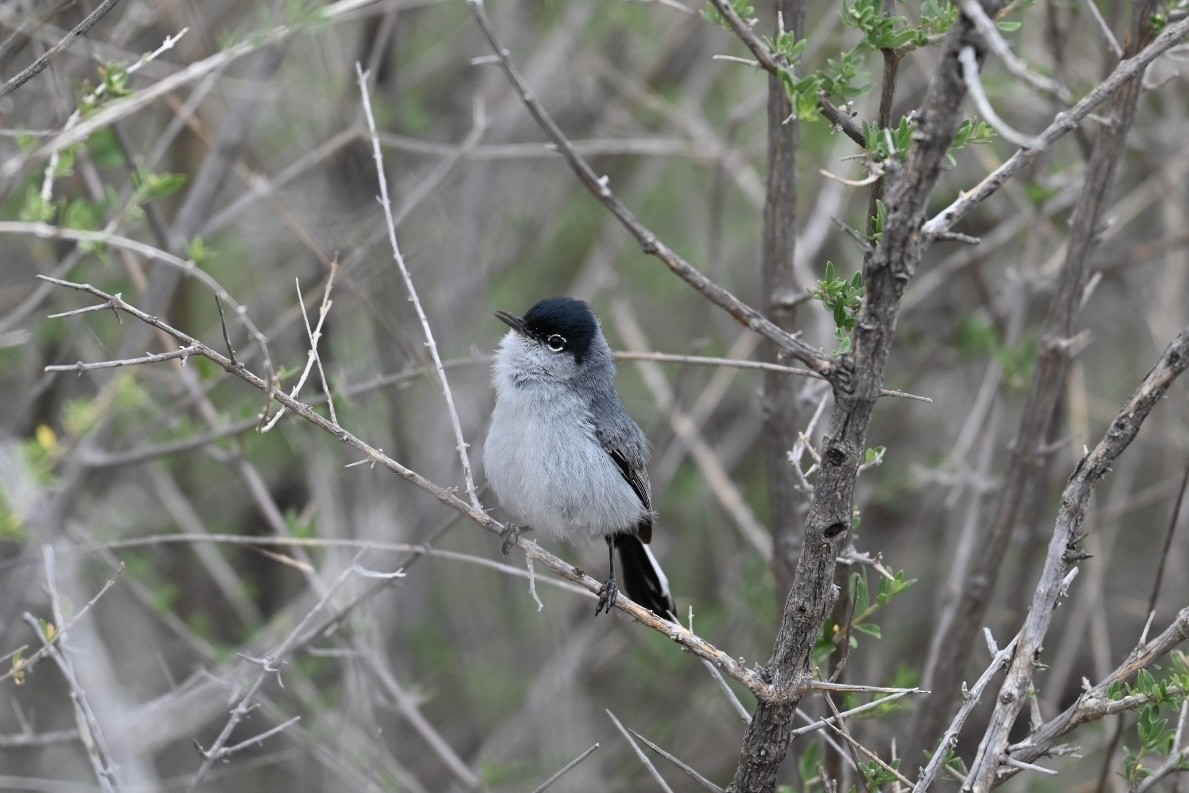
[483,297,677,620]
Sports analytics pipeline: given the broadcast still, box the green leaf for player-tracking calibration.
[854,622,882,639]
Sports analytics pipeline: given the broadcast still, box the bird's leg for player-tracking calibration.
[499,524,531,556]
[595,536,619,615]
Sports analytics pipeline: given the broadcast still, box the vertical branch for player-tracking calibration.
[765,0,806,602]
[355,64,481,509]
[730,5,1001,789]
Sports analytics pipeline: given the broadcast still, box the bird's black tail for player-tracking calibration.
[616,534,677,621]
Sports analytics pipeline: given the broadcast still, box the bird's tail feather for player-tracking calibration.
[616,535,677,621]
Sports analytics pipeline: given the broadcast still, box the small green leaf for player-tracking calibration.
[854,622,882,639]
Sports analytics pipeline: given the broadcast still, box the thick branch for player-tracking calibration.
[729,5,1003,790]
[763,0,806,609]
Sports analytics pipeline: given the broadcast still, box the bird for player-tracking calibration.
[483,297,677,621]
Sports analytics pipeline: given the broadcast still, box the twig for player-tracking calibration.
[911,634,1019,791]
[37,275,773,696]
[702,659,752,724]
[997,608,1189,781]
[186,555,365,791]
[1078,0,1123,58]
[360,651,481,790]
[530,743,600,793]
[822,692,905,790]
[35,547,121,793]
[34,26,188,208]
[614,351,931,401]
[464,0,833,379]
[629,729,725,792]
[957,46,1040,148]
[922,12,1189,238]
[0,0,125,97]
[0,221,273,389]
[1,563,123,685]
[955,0,1071,102]
[214,294,238,367]
[45,344,202,373]
[356,63,480,509]
[1145,456,1189,616]
[261,266,339,431]
[605,710,675,793]
[792,689,921,738]
[702,0,865,146]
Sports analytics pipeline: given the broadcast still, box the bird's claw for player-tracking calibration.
[595,578,619,616]
[499,524,530,556]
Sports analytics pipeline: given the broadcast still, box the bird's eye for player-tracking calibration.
[546,334,566,352]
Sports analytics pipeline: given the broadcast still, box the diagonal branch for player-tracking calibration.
[0,0,124,97]
[37,274,773,697]
[703,0,865,146]
[922,11,1189,239]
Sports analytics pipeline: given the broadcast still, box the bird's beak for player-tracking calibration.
[494,310,527,335]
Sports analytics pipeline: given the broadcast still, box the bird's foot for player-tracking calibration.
[595,577,619,616]
[499,524,530,556]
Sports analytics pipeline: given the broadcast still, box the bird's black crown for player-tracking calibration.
[521,297,597,364]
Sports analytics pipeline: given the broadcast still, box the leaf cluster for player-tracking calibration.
[1108,657,1189,786]
[810,261,864,354]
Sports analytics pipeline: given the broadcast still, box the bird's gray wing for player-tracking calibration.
[595,414,653,543]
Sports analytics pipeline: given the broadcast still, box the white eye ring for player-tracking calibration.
[546,334,566,352]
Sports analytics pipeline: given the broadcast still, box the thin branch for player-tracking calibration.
[792,689,922,738]
[1146,456,1189,616]
[911,634,1018,791]
[0,0,125,97]
[186,555,364,791]
[0,0,380,182]
[0,221,273,390]
[34,547,121,793]
[701,659,752,724]
[703,0,865,146]
[1078,0,1123,57]
[261,266,340,432]
[955,0,1071,102]
[45,344,202,373]
[605,710,675,793]
[1,563,123,685]
[958,46,1041,148]
[629,729,725,792]
[998,607,1189,781]
[356,63,480,509]
[614,351,931,401]
[530,743,601,793]
[922,12,1189,238]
